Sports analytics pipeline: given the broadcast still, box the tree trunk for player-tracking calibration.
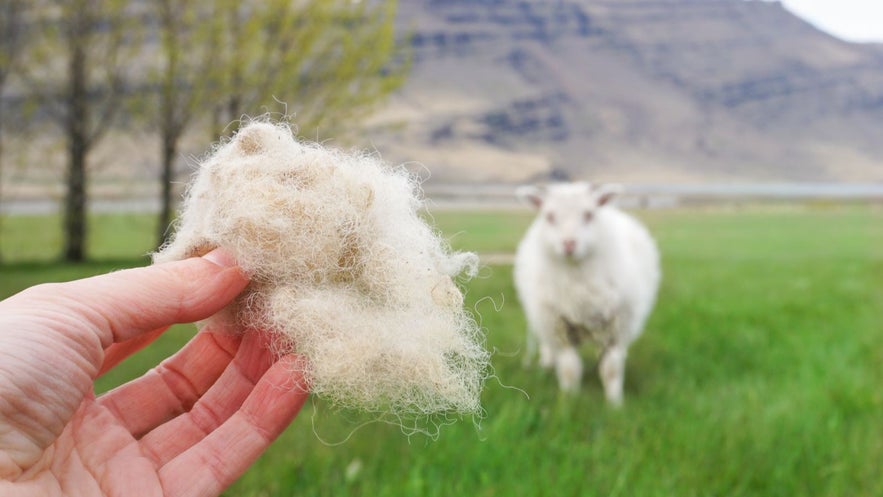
[227,93,241,131]
[63,43,88,262]
[225,5,243,135]
[157,133,177,249]
[64,142,87,262]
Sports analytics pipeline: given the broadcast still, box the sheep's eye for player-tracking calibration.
[583,211,594,223]
[545,212,556,224]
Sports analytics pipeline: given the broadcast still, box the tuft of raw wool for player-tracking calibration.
[154,121,488,416]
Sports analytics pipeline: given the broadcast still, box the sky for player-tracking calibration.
[778,0,883,43]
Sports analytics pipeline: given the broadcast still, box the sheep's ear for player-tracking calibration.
[594,183,623,206]
[516,185,545,209]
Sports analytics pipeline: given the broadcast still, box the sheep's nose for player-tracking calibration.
[563,239,576,255]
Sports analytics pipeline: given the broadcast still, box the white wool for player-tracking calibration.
[513,182,660,406]
[155,121,487,416]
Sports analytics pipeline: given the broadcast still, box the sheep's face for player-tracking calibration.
[518,182,621,261]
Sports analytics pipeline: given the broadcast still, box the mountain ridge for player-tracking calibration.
[363,0,883,184]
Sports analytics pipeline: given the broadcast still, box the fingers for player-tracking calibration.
[13,248,249,350]
[99,326,170,377]
[159,355,309,497]
[138,332,279,466]
[97,331,241,438]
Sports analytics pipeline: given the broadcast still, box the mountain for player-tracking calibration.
[362,0,883,183]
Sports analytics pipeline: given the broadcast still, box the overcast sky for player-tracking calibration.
[779,0,883,43]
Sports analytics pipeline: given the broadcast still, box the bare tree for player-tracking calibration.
[24,0,134,261]
[0,0,27,262]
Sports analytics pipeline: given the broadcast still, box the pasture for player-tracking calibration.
[1,205,881,496]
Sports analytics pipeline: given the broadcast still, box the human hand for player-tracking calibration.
[0,250,309,497]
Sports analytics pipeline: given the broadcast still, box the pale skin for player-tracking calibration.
[0,249,309,497]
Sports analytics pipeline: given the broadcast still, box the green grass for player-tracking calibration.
[1,212,160,264]
[1,206,882,496]
[428,210,535,253]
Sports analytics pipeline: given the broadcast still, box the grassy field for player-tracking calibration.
[1,205,882,496]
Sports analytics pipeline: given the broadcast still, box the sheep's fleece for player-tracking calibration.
[154,122,488,416]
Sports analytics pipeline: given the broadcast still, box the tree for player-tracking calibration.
[0,0,27,262]
[208,0,408,138]
[24,0,134,262]
[151,0,407,249]
[150,0,219,248]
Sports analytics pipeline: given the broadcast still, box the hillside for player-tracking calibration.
[363,0,883,183]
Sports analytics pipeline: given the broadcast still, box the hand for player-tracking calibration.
[0,250,309,497]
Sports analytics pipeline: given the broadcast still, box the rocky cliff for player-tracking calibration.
[364,0,883,183]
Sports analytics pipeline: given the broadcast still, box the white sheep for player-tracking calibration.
[513,182,660,406]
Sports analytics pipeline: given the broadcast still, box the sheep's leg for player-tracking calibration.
[523,325,537,367]
[525,310,559,369]
[555,346,583,393]
[599,344,627,406]
[523,326,556,369]
[538,341,555,369]
[525,331,555,369]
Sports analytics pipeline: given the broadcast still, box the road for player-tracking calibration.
[3,182,882,215]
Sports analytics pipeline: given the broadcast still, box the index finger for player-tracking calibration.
[99,326,169,377]
[11,249,249,350]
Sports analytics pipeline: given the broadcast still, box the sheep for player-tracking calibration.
[513,182,660,406]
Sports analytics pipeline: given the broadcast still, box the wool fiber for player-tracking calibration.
[154,121,488,416]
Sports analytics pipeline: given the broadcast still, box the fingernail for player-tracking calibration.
[202,247,238,268]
